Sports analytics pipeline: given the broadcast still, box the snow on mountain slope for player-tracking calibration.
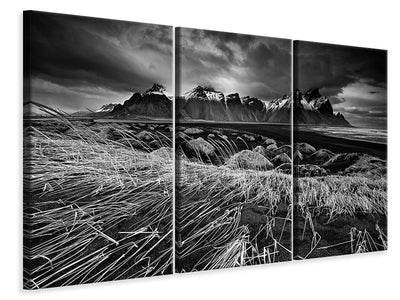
[96,103,118,113]
[294,88,351,126]
[91,84,351,126]
[92,84,172,119]
[178,86,351,126]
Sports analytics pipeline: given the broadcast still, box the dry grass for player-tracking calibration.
[349,224,388,254]
[297,175,387,217]
[294,157,387,258]
[176,157,292,271]
[23,108,172,289]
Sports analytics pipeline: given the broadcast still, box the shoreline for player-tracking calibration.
[294,129,387,159]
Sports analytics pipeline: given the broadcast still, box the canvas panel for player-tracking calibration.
[292,40,387,259]
[23,11,173,289]
[175,27,293,272]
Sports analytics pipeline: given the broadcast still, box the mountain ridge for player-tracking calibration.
[294,88,351,126]
[89,83,172,119]
[88,85,351,126]
[177,86,350,126]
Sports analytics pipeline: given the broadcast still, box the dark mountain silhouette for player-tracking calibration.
[177,85,290,122]
[90,84,172,119]
[294,88,351,126]
[177,86,350,126]
[88,85,350,126]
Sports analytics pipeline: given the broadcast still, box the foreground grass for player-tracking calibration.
[294,173,387,259]
[297,175,387,217]
[176,159,292,271]
[23,118,172,288]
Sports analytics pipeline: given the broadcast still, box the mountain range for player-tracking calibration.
[88,84,351,126]
[90,83,172,119]
[294,88,351,126]
[176,86,350,126]
[176,85,291,123]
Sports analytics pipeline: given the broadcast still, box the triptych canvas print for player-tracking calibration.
[23,11,387,289]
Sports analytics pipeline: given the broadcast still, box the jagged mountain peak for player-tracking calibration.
[185,85,224,101]
[303,88,322,101]
[241,96,265,111]
[145,83,166,95]
[178,86,350,126]
[92,84,173,119]
[178,86,269,122]
[192,85,217,93]
[96,103,118,113]
[294,88,351,126]
[91,83,351,125]
[269,93,291,105]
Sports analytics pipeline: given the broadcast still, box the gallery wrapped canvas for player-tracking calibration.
[175,28,293,272]
[23,11,173,289]
[23,10,388,290]
[293,41,387,259]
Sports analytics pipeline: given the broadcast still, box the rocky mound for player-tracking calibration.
[294,142,316,155]
[264,138,276,146]
[308,148,335,165]
[186,137,216,156]
[243,134,256,142]
[183,127,204,135]
[296,164,328,177]
[266,143,278,152]
[150,147,172,160]
[253,145,268,158]
[339,154,386,177]
[275,145,291,156]
[136,130,153,141]
[272,153,292,165]
[226,150,274,171]
[322,153,362,172]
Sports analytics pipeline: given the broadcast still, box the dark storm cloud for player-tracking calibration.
[203,30,257,50]
[329,96,346,105]
[295,41,387,128]
[202,30,257,62]
[294,41,387,96]
[176,28,291,101]
[25,11,172,112]
[245,42,291,93]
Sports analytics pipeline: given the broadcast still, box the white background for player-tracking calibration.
[1,0,399,299]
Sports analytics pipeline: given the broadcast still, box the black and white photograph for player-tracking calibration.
[2,1,399,299]
[175,28,292,272]
[23,11,173,288]
[293,41,387,259]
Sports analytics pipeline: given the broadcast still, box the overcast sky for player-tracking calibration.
[176,28,291,102]
[294,41,387,128]
[25,11,173,113]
